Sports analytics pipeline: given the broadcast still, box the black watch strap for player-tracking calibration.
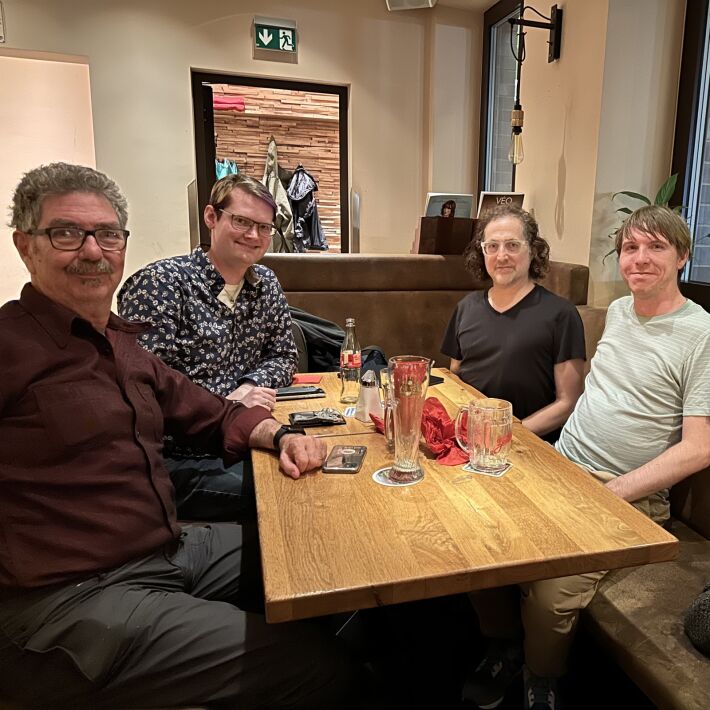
[273,424,306,450]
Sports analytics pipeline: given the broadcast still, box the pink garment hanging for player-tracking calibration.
[213,95,246,111]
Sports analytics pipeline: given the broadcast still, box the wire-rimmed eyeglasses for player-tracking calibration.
[218,209,276,239]
[480,239,528,256]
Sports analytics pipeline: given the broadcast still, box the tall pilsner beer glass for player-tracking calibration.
[386,355,431,483]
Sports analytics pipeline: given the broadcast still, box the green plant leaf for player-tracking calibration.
[612,190,651,204]
[654,174,677,205]
[602,247,618,263]
[615,207,633,215]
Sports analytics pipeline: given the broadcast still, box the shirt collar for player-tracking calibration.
[18,283,147,348]
[189,246,262,294]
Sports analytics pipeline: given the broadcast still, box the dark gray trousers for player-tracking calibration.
[0,524,354,709]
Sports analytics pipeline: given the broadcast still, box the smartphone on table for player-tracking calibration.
[322,445,368,474]
[275,385,326,401]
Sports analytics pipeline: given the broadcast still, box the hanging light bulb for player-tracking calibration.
[508,103,524,165]
[509,130,524,164]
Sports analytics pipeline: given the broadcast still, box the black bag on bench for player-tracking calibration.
[684,582,710,656]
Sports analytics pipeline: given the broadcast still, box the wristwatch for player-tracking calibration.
[273,424,307,450]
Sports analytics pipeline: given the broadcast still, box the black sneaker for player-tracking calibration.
[524,666,561,710]
[462,641,523,709]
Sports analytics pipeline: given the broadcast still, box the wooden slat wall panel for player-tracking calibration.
[212,84,341,250]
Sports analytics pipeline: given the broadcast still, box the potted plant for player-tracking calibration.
[605,174,682,260]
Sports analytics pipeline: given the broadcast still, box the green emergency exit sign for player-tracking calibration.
[254,17,297,53]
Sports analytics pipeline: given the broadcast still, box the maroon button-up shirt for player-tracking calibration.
[0,285,273,588]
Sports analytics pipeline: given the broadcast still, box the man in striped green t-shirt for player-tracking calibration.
[465,205,710,710]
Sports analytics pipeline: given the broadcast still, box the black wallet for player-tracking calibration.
[288,408,346,427]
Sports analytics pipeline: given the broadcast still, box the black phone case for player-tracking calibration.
[276,386,326,400]
[289,410,346,427]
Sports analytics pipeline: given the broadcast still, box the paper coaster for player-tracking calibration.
[461,461,512,478]
[372,467,423,487]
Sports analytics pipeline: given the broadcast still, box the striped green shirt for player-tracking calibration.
[557,296,710,480]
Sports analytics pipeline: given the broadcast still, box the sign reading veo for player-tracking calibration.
[476,192,525,218]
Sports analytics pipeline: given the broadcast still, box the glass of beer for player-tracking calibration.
[454,398,513,473]
[384,355,432,483]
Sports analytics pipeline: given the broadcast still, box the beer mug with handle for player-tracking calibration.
[455,398,513,472]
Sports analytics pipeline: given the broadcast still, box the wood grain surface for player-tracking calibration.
[253,370,678,622]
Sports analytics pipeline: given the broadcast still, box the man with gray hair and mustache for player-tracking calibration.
[0,162,359,709]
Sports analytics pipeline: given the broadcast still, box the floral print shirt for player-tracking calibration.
[118,247,297,395]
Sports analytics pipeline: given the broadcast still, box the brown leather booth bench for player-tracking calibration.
[262,252,710,710]
[584,475,710,710]
[261,253,604,365]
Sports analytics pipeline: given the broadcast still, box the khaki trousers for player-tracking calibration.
[470,470,669,678]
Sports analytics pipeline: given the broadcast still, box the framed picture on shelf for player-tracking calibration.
[476,192,524,218]
[424,193,474,219]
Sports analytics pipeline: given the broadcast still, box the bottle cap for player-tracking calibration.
[345,318,355,326]
[361,370,377,387]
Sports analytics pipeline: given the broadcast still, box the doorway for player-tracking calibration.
[191,72,349,252]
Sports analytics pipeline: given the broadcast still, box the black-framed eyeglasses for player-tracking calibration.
[218,209,275,239]
[29,227,129,252]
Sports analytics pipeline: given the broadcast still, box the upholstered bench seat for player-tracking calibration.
[584,521,710,710]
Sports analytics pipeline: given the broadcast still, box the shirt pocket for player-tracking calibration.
[33,381,113,448]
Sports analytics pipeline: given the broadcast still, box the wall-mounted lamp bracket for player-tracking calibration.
[509,4,563,62]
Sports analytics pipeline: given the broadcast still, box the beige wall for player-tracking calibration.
[2,0,481,280]
[0,51,95,303]
[515,0,684,306]
[1,0,683,303]
[429,6,482,194]
[589,0,684,305]
[515,0,609,267]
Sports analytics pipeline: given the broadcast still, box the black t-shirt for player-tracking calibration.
[440,284,586,443]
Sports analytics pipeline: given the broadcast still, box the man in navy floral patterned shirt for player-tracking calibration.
[119,175,297,520]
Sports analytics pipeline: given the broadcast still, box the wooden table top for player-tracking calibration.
[252,369,678,623]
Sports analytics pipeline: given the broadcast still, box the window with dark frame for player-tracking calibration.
[479,0,522,193]
[672,0,710,307]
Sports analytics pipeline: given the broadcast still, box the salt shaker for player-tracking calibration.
[354,370,383,423]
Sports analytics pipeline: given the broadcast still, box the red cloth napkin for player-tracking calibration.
[421,397,468,466]
[370,413,385,433]
[292,374,322,384]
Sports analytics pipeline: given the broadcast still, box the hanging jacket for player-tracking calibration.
[287,166,328,251]
[289,307,343,371]
[215,158,239,179]
[262,136,297,252]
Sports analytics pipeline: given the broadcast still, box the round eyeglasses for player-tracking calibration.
[29,227,129,252]
[480,240,528,256]
[218,209,276,239]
